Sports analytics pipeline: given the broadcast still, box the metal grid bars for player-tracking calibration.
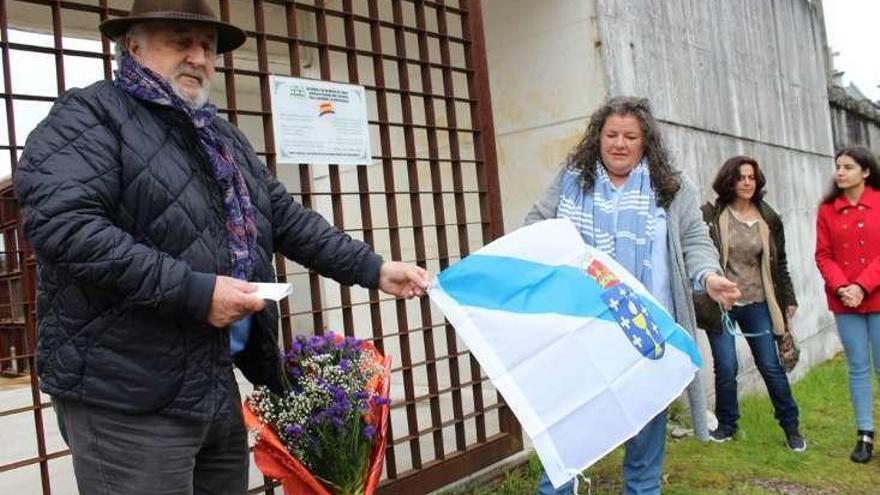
[0,1,521,494]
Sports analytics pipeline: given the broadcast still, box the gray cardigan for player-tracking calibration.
[524,167,721,440]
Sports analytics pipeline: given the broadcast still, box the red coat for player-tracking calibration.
[815,186,880,313]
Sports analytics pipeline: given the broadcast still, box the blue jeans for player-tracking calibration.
[706,302,799,434]
[536,410,668,495]
[835,313,880,431]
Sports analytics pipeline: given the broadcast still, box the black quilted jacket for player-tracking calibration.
[14,81,383,421]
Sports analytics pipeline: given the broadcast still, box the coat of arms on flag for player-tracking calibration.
[585,259,665,360]
[428,219,702,489]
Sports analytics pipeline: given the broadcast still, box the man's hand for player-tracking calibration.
[207,276,266,328]
[786,305,797,320]
[839,284,865,308]
[705,273,741,310]
[379,261,431,299]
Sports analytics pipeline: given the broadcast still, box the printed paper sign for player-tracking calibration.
[269,75,372,166]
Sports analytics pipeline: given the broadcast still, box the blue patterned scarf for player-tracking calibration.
[558,159,658,287]
[114,54,258,283]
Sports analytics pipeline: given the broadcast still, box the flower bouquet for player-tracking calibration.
[244,332,391,495]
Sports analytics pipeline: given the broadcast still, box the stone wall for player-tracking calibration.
[829,85,880,153]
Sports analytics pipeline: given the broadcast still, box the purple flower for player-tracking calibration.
[255,331,388,477]
[332,399,350,415]
[285,424,303,437]
[329,385,346,400]
[328,388,351,414]
[362,424,377,441]
[307,335,326,354]
[341,336,363,359]
[311,410,328,425]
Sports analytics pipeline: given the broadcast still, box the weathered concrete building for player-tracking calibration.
[483,0,839,410]
[829,84,880,152]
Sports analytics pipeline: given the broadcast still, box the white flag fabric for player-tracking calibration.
[428,218,702,489]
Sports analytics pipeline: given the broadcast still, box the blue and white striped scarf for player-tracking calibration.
[558,159,658,287]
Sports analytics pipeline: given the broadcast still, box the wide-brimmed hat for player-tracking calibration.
[99,0,246,54]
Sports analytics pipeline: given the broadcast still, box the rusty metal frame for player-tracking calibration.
[0,1,520,494]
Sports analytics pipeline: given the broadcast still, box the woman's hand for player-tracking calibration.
[838,284,865,308]
[704,273,741,310]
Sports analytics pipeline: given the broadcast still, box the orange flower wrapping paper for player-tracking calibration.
[244,342,391,495]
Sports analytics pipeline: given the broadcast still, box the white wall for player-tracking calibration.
[482,0,608,233]
[596,0,839,395]
[483,0,842,404]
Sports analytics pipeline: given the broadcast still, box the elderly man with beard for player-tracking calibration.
[13,1,430,494]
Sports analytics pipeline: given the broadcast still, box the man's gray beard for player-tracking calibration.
[171,78,211,110]
[170,63,212,109]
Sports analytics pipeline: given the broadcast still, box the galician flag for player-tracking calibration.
[428,219,702,489]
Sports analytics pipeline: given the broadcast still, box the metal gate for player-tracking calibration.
[0,1,522,493]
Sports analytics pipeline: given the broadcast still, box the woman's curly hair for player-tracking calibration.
[566,96,680,208]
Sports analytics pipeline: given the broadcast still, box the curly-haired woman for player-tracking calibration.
[525,96,740,495]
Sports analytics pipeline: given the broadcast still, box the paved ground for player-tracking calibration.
[0,375,30,391]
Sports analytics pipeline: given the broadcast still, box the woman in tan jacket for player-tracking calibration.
[698,156,804,451]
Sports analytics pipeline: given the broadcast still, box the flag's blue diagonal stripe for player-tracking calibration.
[437,254,613,321]
[438,253,701,365]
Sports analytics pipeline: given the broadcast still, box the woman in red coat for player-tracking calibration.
[816,145,880,463]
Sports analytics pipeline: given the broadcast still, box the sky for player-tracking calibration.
[822,0,880,101]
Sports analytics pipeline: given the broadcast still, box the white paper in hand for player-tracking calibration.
[252,283,293,301]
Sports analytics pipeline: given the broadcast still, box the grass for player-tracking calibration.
[462,354,880,494]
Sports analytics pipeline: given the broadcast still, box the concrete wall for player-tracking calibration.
[482,0,608,233]
[829,86,880,153]
[592,0,839,397]
[482,0,842,405]
[482,0,846,407]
